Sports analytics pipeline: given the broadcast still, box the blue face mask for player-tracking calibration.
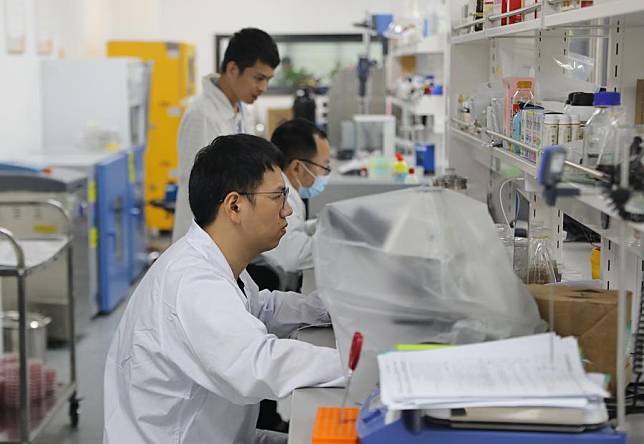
[298,165,330,199]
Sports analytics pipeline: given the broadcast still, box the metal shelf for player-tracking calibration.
[448,123,644,256]
[389,95,445,116]
[0,383,77,443]
[451,19,540,44]
[447,1,644,430]
[392,36,445,57]
[544,0,644,27]
[451,30,487,45]
[449,125,537,176]
[0,199,78,444]
[486,18,542,38]
[450,1,644,43]
[0,237,70,276]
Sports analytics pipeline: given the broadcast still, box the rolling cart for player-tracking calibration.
[0,200,79,443]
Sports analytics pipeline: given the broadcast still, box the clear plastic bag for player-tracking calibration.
[553,52,595,82]
[313,188,546,400]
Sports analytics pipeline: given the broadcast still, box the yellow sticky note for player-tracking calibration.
[33,224,57,234]
[88,181,96,204]
[395,344,453,352]
[128,151,136,184]
[89,227,98,249]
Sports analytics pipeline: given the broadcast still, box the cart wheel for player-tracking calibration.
[69,392,80,428]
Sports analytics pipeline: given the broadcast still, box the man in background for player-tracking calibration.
[259,118,331,275]
[173,28,280,242]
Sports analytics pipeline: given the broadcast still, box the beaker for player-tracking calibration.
[527,226,558,284]
[495,223,515,265]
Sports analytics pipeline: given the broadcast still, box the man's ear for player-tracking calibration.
[221,192,242,224]
[225,60,240,78]
[287,159,302,176]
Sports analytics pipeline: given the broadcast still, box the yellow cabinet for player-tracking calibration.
[107,41,196,232]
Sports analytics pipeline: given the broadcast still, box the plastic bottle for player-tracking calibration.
[511,104,524,154]
[582,91,623,168]
[483,0,494,18]
[557,114,572,145]
[404,167,420,184]
[543,113,559,147]
[474,0,484,31]
[569,114,581,141]
[511,87,534,119]
[564,92,595,125]
[392,153,409,182]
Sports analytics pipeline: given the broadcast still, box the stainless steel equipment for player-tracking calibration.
[0,199,80,440]
[0,166,92,340]
[432,168,468,190]
[1,311,51,362]
[328,66,387,152]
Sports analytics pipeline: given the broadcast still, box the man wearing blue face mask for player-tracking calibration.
[259,118,331,273]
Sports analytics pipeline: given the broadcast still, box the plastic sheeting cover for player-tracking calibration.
[314,187,545,399]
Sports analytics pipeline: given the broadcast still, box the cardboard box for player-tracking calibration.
[528,285,632,394]
[267,108,293,139]
[636,79,644,125]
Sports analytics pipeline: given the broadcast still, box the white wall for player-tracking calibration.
[0,0,116,157]
[54,0,112,58]
[0,0,41,155]
[109,0,162,41]
[159,0,404,83]
[0,0,404,157]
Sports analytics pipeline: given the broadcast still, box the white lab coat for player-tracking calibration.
[104,221,343,444]
[262,176,314,273]
[172,74,250,242]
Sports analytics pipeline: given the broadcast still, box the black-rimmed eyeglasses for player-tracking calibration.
[298,159,332,175]
[238,187,290,209]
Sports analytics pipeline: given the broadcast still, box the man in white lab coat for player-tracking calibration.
[260,118,331,273]
[172,28,280,242]
[104,134,343,444]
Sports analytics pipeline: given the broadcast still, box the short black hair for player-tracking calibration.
[220,28,280,74]
[270,118,328,169]
[189,134,284,228]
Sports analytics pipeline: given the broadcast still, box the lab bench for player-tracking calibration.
[288,324,644,444]
[288,243,644,443]
[288,326,351,444]
[288,388,345,444]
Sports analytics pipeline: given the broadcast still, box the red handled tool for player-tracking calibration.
[339,331,363,423]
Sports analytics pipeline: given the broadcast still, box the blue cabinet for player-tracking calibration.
[1,150,146,313]
[96,153,131,312]
[126,145,147,282]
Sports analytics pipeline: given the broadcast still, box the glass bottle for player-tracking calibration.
[583,91,623,169]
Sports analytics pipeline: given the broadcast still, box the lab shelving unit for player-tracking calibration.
[388,28,449,171]
[0,200,79,443]
[446,0,644,429]
[445,0,644,432]
[447,0,644,280]
[390,35,446,57]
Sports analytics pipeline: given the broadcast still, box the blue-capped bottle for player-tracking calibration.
[582,91,623,169]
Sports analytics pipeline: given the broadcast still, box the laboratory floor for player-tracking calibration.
[32,298,127,444]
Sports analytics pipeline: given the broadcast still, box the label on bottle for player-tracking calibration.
[558,124,572,145]
[543,123,559,146]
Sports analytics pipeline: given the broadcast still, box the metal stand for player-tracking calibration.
[0,200,79,443]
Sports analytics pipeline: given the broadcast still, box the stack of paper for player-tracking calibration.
[378,333,609,410]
